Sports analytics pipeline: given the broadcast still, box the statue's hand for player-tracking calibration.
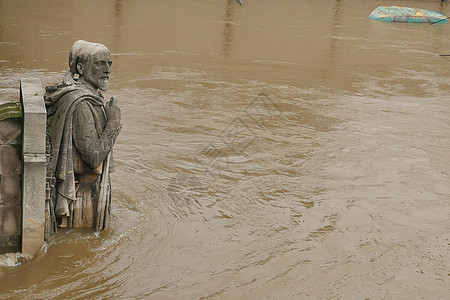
[102,97,122,145]
[105,97,121,125]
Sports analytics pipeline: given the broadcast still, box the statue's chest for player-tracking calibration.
[88,104,107,136]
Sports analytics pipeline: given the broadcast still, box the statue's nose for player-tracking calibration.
[103,63,111,74]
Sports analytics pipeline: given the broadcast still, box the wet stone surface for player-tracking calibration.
[0,118,22,253]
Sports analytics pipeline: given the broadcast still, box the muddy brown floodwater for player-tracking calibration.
[0,0,449,299]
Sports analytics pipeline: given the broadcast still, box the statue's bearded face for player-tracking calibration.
[83,50,112,91]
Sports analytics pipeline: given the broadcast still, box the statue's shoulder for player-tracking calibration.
[47,84,99,107]
[72,99,94,114]
[45,85,79,105]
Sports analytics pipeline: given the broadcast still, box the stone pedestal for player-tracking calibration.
[21,78,46,257]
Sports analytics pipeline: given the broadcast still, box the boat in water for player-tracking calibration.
[369,6,448,23]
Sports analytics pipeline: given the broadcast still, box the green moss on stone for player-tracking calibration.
[0,102,22,122]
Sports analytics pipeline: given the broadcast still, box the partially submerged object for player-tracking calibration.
[369,6,448,23]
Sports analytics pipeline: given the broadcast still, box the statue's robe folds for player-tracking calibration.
[45,83,117,229]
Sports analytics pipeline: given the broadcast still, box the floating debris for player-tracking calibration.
[368,6,447,23]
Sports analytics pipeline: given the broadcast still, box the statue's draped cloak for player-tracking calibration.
[45,83,105,216]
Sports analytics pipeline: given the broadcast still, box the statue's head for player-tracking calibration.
[68,40,112,91]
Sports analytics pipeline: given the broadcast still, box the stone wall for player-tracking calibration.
[0,104,22,253]
[0,79,46,256]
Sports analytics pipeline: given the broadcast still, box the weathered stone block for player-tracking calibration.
[0,235,21,254]
[0,206,21,235]
[21,78,46,155]
[0,145,21,175]
[22,219,44,256]
[0,104,23,255]
[0,174,21,205]
[21,78,46,257]
[0,118,21,145]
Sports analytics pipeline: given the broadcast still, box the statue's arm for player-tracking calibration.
[72,102,121,169]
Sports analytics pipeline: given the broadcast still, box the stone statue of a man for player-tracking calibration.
[45,40,122,230]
